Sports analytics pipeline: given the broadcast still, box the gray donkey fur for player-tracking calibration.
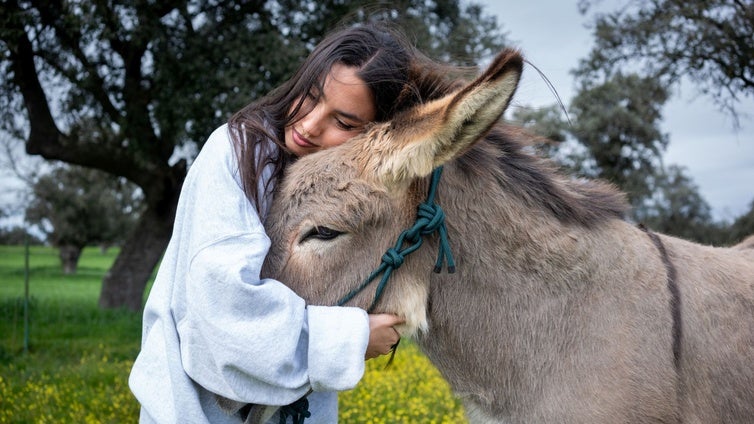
[262,49,754,423]
[734,234,754,250]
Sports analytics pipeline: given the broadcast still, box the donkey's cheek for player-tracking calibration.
[383,276,430,339]
[290,238,342,263]
[280,242,356,301]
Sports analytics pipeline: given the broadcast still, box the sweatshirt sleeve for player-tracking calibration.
[171,125,370,405]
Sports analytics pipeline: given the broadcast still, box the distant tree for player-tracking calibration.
[510,104,583,170]
[637,165,721,243]
[568,72,670,210]
[570,0,753,243]
[577,0,754,124]
[729,200,754,245]
[509,77,670,208]
[511,104,569,143]
[0,226,44,245]
[0,129,47,219]
[25,166,142,274]
[513,75,728,242]
[0,1,507,310]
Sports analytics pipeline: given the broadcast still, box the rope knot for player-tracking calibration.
[381,248,404,268]
[403,226,422,244]
[417,203,445,234]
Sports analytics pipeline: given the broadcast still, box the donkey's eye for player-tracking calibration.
[301,226,342,243]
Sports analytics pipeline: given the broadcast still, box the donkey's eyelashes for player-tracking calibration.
[299,226,343,243]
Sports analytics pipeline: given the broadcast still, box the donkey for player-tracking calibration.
[734,234,754,250]
[262,49,754,423]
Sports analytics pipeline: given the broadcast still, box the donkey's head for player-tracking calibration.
[263,49,523,336]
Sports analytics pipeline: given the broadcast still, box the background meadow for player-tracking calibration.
[0,245,465,423]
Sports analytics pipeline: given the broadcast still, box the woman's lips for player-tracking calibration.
[293,129,317,148]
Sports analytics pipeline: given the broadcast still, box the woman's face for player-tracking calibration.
[285,64,376,157]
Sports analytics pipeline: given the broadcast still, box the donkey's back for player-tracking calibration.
[420,187,754,423]
[663,235,754,422]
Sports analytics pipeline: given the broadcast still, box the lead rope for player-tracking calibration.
[280,167,455,424]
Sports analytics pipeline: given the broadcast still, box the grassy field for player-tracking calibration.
[0,245,465,423]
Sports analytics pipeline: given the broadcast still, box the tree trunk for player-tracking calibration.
[59,244,82,275]
[98,187,180,311]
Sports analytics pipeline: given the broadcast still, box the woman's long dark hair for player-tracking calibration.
[228,22,461,212]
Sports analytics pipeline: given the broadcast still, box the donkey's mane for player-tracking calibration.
[403,56,629,228]
[456,124,630,228]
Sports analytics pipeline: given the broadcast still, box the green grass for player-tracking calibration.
[0,245,465,423]
[0,245,141,423]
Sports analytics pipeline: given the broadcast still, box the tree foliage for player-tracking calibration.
[0,226,45,245]
[512,76,665,204]
[570,0,753,241]
[512,73,671,215]
[0,0,507,310]
[25,165,142,274]
[569,72,670,210]
[637,165,722,244]
[577,0,754,123]
[511,104,569,144]
[729,200,754,244]
[514,73,721,243]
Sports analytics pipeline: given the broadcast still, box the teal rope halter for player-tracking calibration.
[280,167,455,424]
[336,166,456,312]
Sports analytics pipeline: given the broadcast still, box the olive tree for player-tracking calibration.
[0,0,507,310]
[25,165,142,274]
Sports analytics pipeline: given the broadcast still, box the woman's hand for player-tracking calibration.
[365,314,404,359]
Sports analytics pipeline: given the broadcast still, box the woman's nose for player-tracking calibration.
[300,104,324,138]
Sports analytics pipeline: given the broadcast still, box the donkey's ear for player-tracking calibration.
[369,49,523,186]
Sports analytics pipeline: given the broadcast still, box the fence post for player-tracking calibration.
[23,230,30,354]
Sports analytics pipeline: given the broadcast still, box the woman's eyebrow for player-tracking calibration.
[335,109,368,124]
[317,90,368,124]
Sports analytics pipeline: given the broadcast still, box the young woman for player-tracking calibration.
[129,22,439,423]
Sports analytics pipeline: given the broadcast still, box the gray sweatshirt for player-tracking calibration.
[129,124,369,423]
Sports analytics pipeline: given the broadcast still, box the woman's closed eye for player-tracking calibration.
[335,118,358,131]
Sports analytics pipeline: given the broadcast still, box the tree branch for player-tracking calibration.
[4,3,63,157]
[30,0,122,121]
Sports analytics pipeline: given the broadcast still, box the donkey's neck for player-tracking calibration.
[414,131,630,415]
[454,127,629,228]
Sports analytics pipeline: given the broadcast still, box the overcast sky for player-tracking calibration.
[477,0,754,221]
